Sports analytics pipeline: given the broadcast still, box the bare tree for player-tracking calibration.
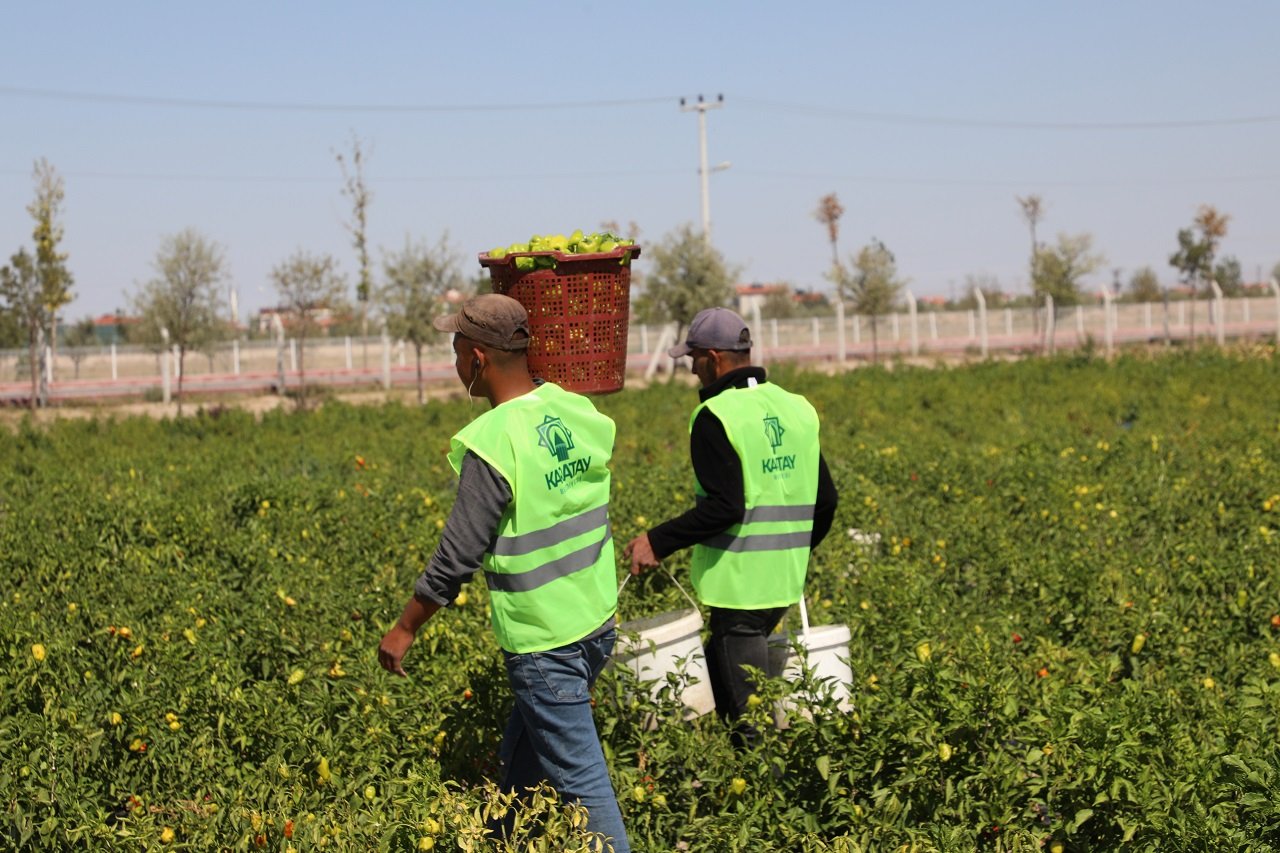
[63,317,97,379]
[1017,194,1045,347]
[336,133,373,365]
[814,193,845,270]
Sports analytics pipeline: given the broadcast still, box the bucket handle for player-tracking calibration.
[618,567,701,613]
[797,593,812,643]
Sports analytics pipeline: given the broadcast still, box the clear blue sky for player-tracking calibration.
[3,1,1278,321]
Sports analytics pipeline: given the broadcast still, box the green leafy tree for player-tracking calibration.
[1214,256,1243,296]
[379,234,464,404]
[832,238,904,362]
[270,251,347,409]
[130,229,229,413]
[1169,205,1229,339]
[28,159,75,368]
[1034,233,1104,308]
[1034,232,1104,352]
[0,248,42,408]
[633,223,736,353]
[1128,266,1162,303]
[0,298,19,349]
[761,285,797,320]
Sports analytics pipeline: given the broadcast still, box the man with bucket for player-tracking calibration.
[378,293,630,852]
[623,307,839,746]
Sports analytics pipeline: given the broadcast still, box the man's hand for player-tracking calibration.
[623,533,660,576]
[378,624,415,677]
[378,595,441,676]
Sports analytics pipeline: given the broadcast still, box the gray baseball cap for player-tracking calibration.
[433,293,531,351]
[667,307,753,358]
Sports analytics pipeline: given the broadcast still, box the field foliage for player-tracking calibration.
[3,348,1280,851]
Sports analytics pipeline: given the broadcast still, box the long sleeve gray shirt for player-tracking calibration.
[413,451,511,607]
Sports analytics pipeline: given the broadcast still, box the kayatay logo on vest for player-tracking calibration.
[537,415,591,491]
[762,414,797,474]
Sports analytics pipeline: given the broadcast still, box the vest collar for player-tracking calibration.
[699,365,768,403]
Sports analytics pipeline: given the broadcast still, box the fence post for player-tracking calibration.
[929,312,939,342]
[345,336,353,370]
[748,301,766,366]
[905,290,919,357]
[273,314,286,395]
[381,325,392,390]
[1272,277,1280,342]
[1101,287,1115,358]
[811,317,820,347]
[1044,294,1056,354]
[640,324,649,355]
[160,327,171,403]
[110,343,118,380]
[967,310,975,341]
[1005,307,1013,337]
[836,302,847,364]
[1210,279,1225,347]
[1144,301,1152,331]
[233,339,241,375]
[975,288,988,358]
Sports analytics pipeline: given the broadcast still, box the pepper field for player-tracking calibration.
[4,348,1280,851]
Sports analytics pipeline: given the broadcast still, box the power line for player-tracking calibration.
[0,168,685,184]
[7,85,1278,129]
[736,96,1280,130]
[733,168,1280,188]
[0,85,678,113]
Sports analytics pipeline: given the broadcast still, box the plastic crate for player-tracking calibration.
[478,245,640,394]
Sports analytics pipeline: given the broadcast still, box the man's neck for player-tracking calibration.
[486,374,538,407]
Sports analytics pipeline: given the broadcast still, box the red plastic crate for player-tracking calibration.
[478,245,640,394]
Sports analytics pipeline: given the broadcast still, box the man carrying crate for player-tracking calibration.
[379,293,629,852]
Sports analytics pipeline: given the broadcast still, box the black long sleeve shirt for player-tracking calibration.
[647,366,839,560]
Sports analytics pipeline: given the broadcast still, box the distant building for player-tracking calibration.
[735,282,788,316]
[90,313,138,345]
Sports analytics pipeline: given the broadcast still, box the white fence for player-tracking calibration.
[2,291,1278,404]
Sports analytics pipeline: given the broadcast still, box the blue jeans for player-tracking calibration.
[501,628,630,853]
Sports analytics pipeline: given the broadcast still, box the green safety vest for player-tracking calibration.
[447,383,618,653]
[689,381,821,608]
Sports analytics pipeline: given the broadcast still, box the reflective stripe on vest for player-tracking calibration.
[689,382,821,609]
[700,502,814,551]
[486,516,613,592]
[448,383,618,653]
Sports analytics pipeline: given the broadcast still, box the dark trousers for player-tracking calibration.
[705,606,788,731]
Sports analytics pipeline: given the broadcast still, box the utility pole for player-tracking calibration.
[680,94,728,245]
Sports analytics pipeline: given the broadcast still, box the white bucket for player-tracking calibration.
[767,623,853,725]
[614,607,716,720]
